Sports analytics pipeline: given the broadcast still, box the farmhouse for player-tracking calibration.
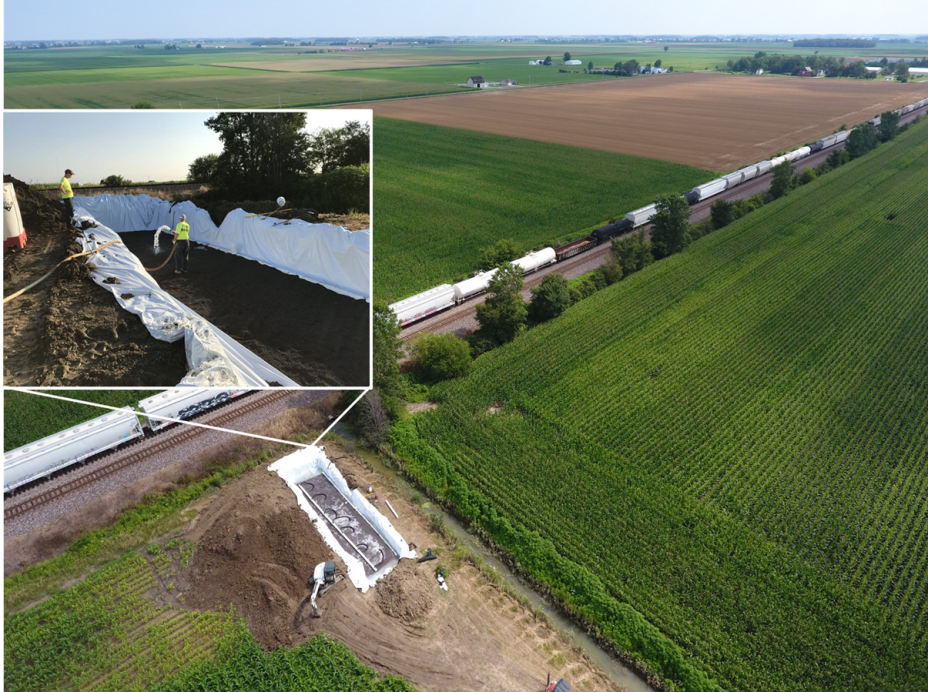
[466,76,485,87]
[798,67,813,76]
[500,78,518,86]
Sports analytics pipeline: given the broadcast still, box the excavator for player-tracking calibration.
[309,561,340,618]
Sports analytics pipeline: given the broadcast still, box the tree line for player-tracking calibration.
[186,113,369,213]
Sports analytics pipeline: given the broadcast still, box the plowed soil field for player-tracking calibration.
[368,71,928,171]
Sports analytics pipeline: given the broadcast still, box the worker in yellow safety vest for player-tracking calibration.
[59,169,75,221]
[173,214,191,274]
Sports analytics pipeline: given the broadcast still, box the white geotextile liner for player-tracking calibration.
[269,446,416,592]
[73,194,371,301]
[75,209,298,387]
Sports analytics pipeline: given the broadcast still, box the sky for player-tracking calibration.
[3,0,926,41]
[3,111,372,184]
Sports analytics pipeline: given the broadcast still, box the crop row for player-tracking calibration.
[402,120,928,690]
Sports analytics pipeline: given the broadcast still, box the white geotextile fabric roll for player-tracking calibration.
[269,446,416,592]
[73,194,370,301]
[75,210,298,387]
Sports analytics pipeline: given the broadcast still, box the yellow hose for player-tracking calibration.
[3,239,122,304]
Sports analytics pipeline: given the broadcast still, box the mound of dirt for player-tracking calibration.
[196,198,320,226]
[375,559,434,623]
[182,468,338,648]
[3,174,70,237]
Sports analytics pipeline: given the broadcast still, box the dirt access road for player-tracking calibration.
[369,72,928,171]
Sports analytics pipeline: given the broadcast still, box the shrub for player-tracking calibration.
[412,333,473,382]
[528,274,572,324]
[479,239,521,270]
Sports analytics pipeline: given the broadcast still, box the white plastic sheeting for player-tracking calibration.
[75,208,298,387]
[73,194,371,301]
[269,446,416,592]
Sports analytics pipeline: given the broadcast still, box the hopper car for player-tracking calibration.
[391,98,928,328]
[4,389,250,494]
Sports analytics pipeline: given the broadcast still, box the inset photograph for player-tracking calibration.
[3,110,371,387]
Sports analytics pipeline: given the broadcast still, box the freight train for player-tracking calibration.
[391,97,928,328]
[3,389,249,494]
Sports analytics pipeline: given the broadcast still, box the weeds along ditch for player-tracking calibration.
[390,120,928,692]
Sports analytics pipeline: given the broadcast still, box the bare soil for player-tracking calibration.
[120,232,370,386]
[368,72,928,170]
[159,441,623,691]
[3,176,187,386]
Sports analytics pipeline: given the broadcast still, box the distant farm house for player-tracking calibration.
[500,78,518,86]
[528,60,543,65]
[798,67,814,76]
[466,76,486,87]
[564,59,582,66]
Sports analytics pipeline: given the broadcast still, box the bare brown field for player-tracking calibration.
[211,57,474,72]
[368,72,928,170]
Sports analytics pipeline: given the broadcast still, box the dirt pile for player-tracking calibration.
[182,469,338,648]
[196,198,320,226]
[3,175,70,237]
[375,559,434,623]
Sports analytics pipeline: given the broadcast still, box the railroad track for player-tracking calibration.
[3,390,293,523]
[398,109,928,342]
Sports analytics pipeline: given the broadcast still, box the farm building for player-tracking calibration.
[798,67,813,76]
[466,76,485,87]
[909,67,928,75]
[500,78,518,86]
[564,59,582,66]
[866,66,883,73]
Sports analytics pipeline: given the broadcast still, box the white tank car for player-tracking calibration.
[389,284,456,327]
[4,408,144,493]
[625,203,658,228]
[784,146,811,162]
[139,389,248,431]
[453,269,498,302]
[512,248,557,273]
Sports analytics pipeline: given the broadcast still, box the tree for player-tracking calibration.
[654,59,662,68]
[649,194,691,259]
[308,121,370,173]
[710,199,735,229]
[878,110,901,142]
[770,160,794,199]
[894,61,910,79]
[100,174,130,186]
[479,239,520,270]
[797,167,817,185]
[846,123,879,159]
[475,262,526,344]
[355,389,391,449]
[131,101,154,109]
[563,52,571,62]
[527,273,572,323]
[543,56,552,66]
[412,333,472,382]
[623,59,639,75]
[664,46,669,52]
[611,230,653,275]
[373,300,404,399]
[205,112,311,198]
[187,153,219,183]
[588,61,594,71]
